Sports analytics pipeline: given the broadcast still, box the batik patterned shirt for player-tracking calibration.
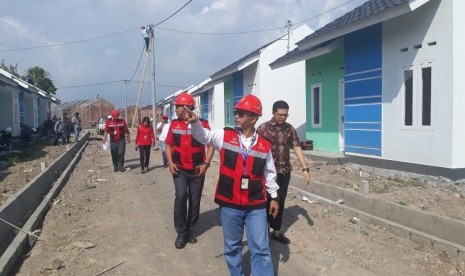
[257,119,301,174]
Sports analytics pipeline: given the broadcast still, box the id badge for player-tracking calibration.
[144,135,147,139]
[241,175,250,190]
[113,131,117,135]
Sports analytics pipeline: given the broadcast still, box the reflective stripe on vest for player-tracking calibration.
[170,120,205,170]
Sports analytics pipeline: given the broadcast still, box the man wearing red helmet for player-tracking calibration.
[103,109,131,172]
[186,94,279,275]
[165,93,215,249]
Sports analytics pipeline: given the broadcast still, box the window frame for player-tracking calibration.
[311,83,322,128]
[399,61,435,130]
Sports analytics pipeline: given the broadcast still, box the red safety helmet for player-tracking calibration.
[174,92,195,107]
[111,109,120,118]
[234,94,262,116]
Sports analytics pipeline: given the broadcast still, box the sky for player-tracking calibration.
[0,0,367,109]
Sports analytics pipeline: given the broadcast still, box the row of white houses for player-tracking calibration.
[158,0,465,180]
[0,68,60,136]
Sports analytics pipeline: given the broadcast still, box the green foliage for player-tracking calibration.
[361,229,369,236]
[5,154,20,166]
[415,244,425,251]
[25,66,57,94]
[0,59,20,77]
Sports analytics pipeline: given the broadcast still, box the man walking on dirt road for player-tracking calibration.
[165,93,214,249]
[187,94,280,275]
[257,100,311,244]
[103,109,130,172]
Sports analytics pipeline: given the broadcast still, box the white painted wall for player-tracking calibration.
[209,82,225,129]
[242,62,259,96]
[255,24,312,140]
[451,0,465,168]
[382,0,453,167]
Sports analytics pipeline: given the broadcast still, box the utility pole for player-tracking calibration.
[287,20,291,53]
[124,80,128,123]
[150,24,157,139]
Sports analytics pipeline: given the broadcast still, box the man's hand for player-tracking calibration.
[303,171,311,184]
[168,162,179,176]
[269,200,279,218]
[195,164,209,177]
[135,145,138,151]
[184,107,199,124]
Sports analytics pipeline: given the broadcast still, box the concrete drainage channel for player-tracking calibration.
[291,178,465,261]
[0,133,90,276]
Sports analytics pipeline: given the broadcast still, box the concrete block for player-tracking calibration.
[389,224,411,240]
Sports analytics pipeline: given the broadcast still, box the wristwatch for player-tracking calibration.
[204,162,211,167]
[302,168,310,172]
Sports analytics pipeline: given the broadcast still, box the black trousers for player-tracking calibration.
[110,140,126,170]
[267,172,291,231]
[138,145,151,169]
[173,168,205,235]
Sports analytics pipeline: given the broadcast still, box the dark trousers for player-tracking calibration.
[110,140,126,170]
[144,37,150,51]
[54,132,68,145]
[267,172,291,231]
[173,168,205,236]
[138,145,151,169]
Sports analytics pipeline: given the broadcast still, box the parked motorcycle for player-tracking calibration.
[0,127,13,151]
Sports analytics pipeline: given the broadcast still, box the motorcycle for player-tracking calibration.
[0,127,13,151]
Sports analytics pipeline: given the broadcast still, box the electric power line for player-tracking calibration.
[154,0,193,27]
[0,28,138,53]
[56,80,184,90]
[292,0,358,26]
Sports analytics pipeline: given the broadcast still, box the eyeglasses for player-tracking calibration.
[176,105,195,111]
[274,113,289,118]
[233,111,251,118]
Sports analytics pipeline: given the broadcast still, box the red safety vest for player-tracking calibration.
[215,128,271,210]
[105,118,128,141]
[166,118,210,170]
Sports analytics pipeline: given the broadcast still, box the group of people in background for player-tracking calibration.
[102,92,311,276]
[41,112,82,145]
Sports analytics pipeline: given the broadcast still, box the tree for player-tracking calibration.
[25,66,57,94]
[0,59,20,78]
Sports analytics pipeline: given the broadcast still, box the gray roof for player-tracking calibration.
[210,38,278,80]
[269,39,337,68]
[297,0,408,45]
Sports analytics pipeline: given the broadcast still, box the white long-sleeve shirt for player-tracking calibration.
[190,120,279,198]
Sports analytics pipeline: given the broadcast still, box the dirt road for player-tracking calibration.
[13,138,465,275]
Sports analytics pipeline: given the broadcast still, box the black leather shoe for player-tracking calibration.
[175,234,187,249]
[113,167,118,172]
[188,233,197,244]
[271,233,291,244]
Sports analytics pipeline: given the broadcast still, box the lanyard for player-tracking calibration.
[238,132,256,174]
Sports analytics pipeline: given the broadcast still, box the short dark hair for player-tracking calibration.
[272,100,289,112]
[142,116,150,124]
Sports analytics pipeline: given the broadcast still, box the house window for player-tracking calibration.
[311,84,322,128]
[421,67,431,126]
[404,70,413,126]
[401,63,434,129]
